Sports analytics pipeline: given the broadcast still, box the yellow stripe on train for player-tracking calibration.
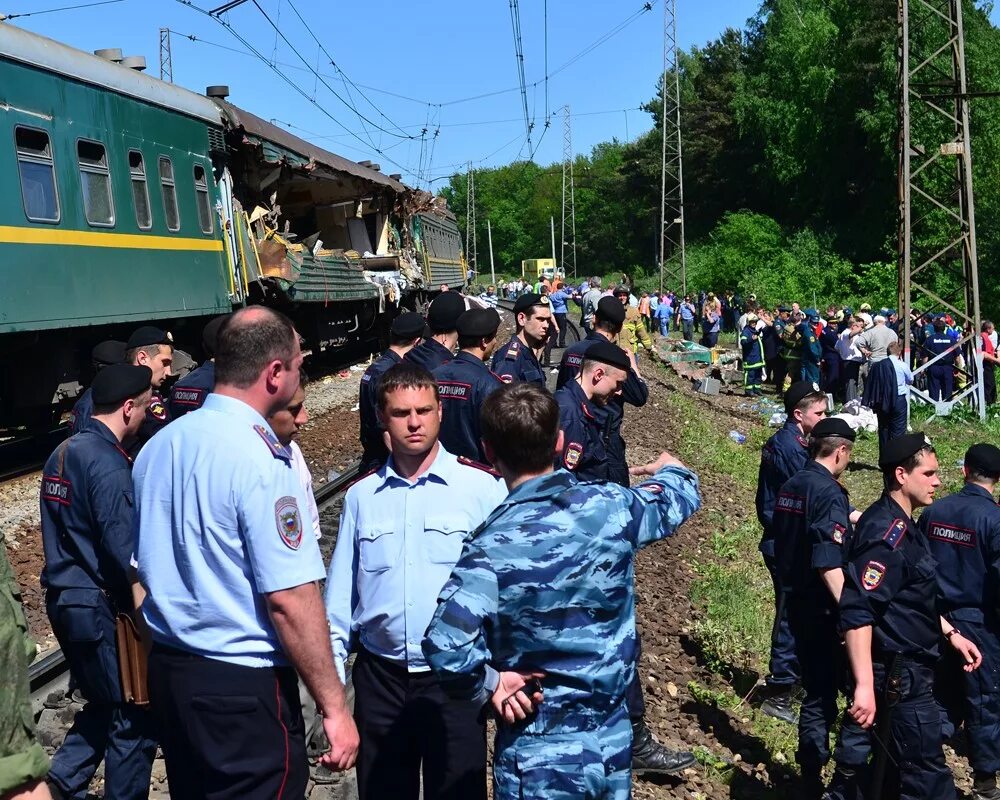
[0,225,225,252]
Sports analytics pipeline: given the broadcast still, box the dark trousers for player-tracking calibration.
[801,360,820,385]
[844,360,861,403]
[928,363,954,401]
[47,592,157,800]
[554,312,568,348]
[762,551,799,687]
[353,648,486,800]
[681,321,694,341]
[876,394,909,454]
[148,644,308,800]
[624,634,645,721]
[822,353,843,398]
[772,358,788,395]
[985,362,997,406]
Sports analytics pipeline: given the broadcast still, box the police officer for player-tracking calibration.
[924,315,958,401]
[557,296,649,488]
[326,362,508,800]
[800,309,822,385]
[359,312,424,470]
[770,418,868,797]
[406,291,465,372]
[820,311,843,398]
[68,340,126,434]
[756,381,829,722]
[740,314,765,396]
[134,307,358,798]
[422,382,701,800]
[433,308,504,463]
[840,433,982,800]
[491,293,552,386]
[122,326,175,452]
[40,364,158,800]
[553,340,628,481]
[919,443,1000,800]
[168,314,228,419]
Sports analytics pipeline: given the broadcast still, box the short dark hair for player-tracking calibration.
[376,363,438,410]
[93,386,152,417]
[968,465,1000,483]
[126,343,170,364]
[480,383,559,473]
[883,445,937,489]
[390,331,422,347]
[458,332,498,350]
[809,435,853,460]
[214,307,298,388]
[795,392,828,415]
[595,318,624,336]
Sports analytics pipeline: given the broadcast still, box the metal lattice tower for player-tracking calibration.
[658,0,686,294]
[159,28,173,83]
[560,105,577,279]
[897,0,984,417]
[465,163,477,277]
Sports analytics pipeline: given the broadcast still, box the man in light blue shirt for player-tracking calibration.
[134,307,358,800]
[325,362,507,800]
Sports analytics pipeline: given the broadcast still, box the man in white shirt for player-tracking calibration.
[837,318,865,403]
[268,371,320,540]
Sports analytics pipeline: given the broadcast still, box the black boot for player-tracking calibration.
[630,719,696,775]
[973,771,1000,800]
[760,685,798,724]
[822,766,860,800]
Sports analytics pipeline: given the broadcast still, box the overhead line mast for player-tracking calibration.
[658,0,686,295]
[561,106,577,280]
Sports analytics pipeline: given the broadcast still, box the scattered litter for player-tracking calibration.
[327,469,341,483]
[768,412,787,427]
[834,400,878,432]
[350,404,360,412]
[956,459,965,468]
[728,431,747,445]
[349,364,367,372]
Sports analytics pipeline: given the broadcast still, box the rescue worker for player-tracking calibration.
[325,363,507,800]
[167,314,228,419]
[919,443,1000,800]
[358,311,424,471]
[433,308,504,463]
[68,340,126,434]
[491,293,552,386]
[800,309,823,385]
[779,310,805,388]
[840,433,982,800]
[423,382,701,800]
[40,364,158,800]
[557,296,649,488]
[120,326,175,453]
[740,313,765,396]
[406,291,465,372]
[1,546,52,800]
[134,307,358,798]
[616,285,654,355]
[924,315,958,401]
[755,381,829,722]
[770,418,867,797]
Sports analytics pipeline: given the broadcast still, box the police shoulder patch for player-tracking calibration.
[833,522,846,545]
[498,373,514,384]
[796,435,808,448]
[254,424,291,461]
[274,495,303,550]
[457,456,502,477]
[41,475,71,506]
[862,560,886,591]
[564,442,583,469]
[148,396,168,421]
[882,518,907,550]
[506,341,520,359]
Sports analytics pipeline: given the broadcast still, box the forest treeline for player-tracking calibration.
[441,0,1000,311]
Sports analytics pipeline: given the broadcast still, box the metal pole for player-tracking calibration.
[550,215,557,264]
[487,219,496,286]
[658,0,668,295]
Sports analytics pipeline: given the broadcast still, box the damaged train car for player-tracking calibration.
[0,22,465,426]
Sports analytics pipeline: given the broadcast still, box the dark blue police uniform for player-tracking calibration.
[491,336,546,387]
[433,352,503,463]
[127,391,170,457]
[800,322,822,385]
[820,324,841,395]
[553,379,611,482]
[839,494,957,800]
[405,337,453,373]
[359,349,403,470]
[924,331,957,401]
[920,483,1000,775]
[40,418,157,800]
[68,387,94,435]
[756,420,809,688]
[168,360,215,419]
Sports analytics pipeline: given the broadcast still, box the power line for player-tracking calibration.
[2,0,124,18]
[508,0,532,152]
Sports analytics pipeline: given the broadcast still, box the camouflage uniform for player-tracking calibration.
[0,548,49,795]
[423,465,701,799]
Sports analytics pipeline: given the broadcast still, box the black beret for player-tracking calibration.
[965,443,1000,477]
[878,432,933,469]
[457,308,501,339]
[583,340,631,372]
[91,364,152,405]
[810,417,856,442]
[201,315,228,358]
[784,380,824,414]
[596,296,626,325]
[91,340,126,368]
[777,305,792,313]
[427,292,466,332]
[126,326,173,350]
[391,311,425,339]
[512,293,550,315]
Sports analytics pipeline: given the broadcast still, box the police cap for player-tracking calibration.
[810,417,856,442]
[805,307,820,321]
[427,291,466,332]
[964,443,1000,478]
[784,380,824,414]
[584,340,630,372]
[778,305,792,313]
[512,293,550,315]
[595,296,626,325]
[878,432,933,469]
[457,308,501,338]
[126,325,173,350]
[91,364,153,405]
[91,340,126,368]
[201,315,229,358]
[390,311,425,339]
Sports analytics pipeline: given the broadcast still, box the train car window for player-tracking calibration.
[77,139,114,227]
[159,156,180,232]
[14,126,60,223]
[128,150,152,230]
[192,164,213,234]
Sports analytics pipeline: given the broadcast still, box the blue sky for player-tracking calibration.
[7,0,999,188]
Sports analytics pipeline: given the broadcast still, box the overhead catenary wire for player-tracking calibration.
[508,0,533,152]
[1,0,125,18]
